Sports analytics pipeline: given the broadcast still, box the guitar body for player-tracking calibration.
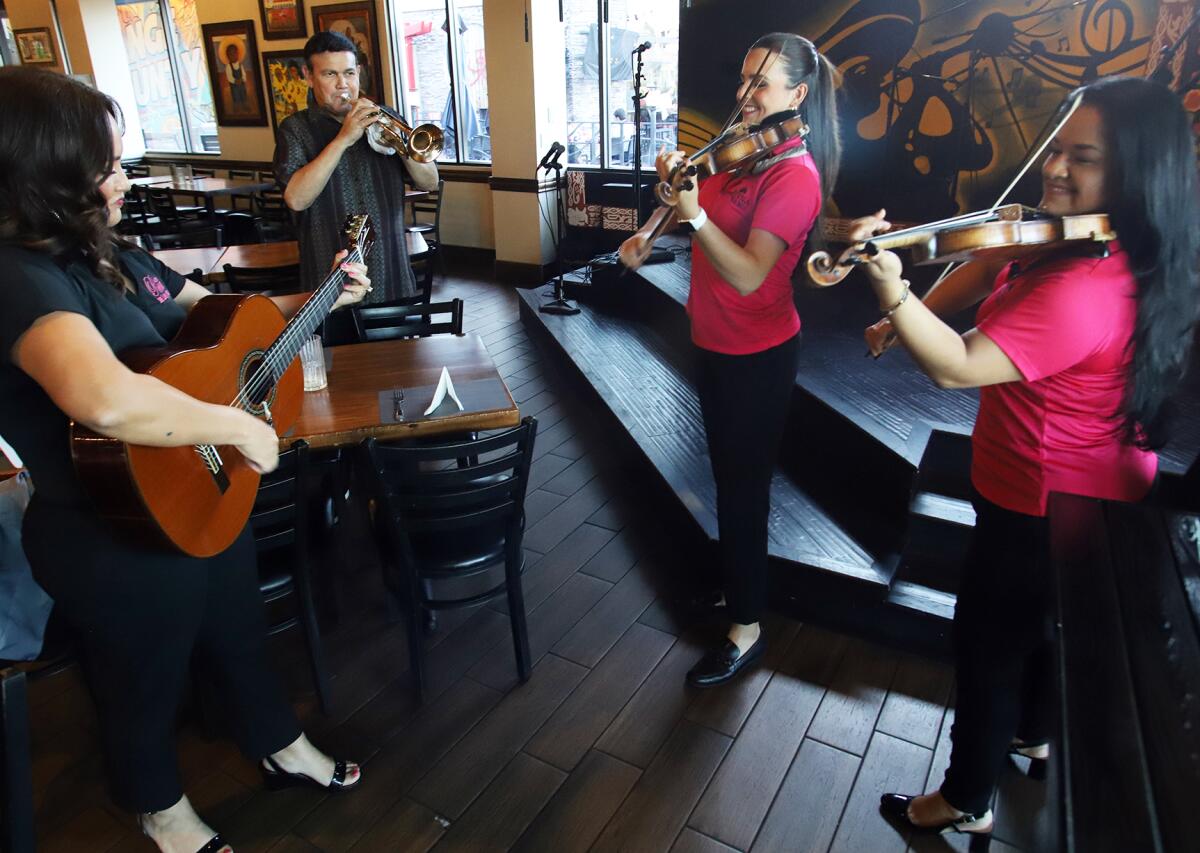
[70,294,303,558]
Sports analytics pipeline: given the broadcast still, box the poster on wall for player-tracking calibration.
[263,48,308,131]
[311,1,384,100]
[201,20,268,126]
[260,0,306,41]
[14,28,56,65]
[678,0,1161,222]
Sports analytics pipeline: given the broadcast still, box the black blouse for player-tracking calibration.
[0,244,187,503]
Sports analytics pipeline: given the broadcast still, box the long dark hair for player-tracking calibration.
[1073,76,1200,448]
[750,33,840,202]
[750,33,840,249]
[0,66,126,288]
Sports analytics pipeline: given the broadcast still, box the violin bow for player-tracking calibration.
[918,90,1086,290]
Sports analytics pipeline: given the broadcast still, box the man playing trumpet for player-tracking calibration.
[274,31,440,343]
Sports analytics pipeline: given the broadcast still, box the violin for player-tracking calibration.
[620,113,810,269]
[806,203,1115,287]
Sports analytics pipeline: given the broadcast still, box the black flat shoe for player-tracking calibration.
[680,589,726,615]
[261,755,361,793]
[686,636,766,688]
[880,793,992,850]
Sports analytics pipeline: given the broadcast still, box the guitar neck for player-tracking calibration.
[261,246,363,379]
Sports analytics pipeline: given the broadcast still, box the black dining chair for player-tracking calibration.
[362,416,538,698]
[222,262,300,295]
[145,227,224,251]
[407,178,443,249]
[2,619,74,853]
[351,298,463,343]
[143,186,207,229]
[250,440,332,714]
[220,212,260,246]
[145,227,223,251]
[227,169,259,212]
[117,185,161,237]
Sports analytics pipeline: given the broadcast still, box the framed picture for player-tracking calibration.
[311,1,384,100]
[263,49,309,131]
[259,0,306,41]
[201,20,268,127]
[14,28,57,65]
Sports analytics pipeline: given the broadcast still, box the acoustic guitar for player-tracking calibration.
[70,215,373,558]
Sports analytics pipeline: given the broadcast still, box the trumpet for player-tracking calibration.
[351,96,443,162]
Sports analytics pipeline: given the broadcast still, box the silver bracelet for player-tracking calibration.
[881,279,911,316]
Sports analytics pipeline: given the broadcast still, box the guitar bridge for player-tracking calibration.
[196,444,231,494]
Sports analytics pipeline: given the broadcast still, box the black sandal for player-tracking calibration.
[880,793,992,851]
[261,755,361,792]
[196,834,231,853]
[1008,740,1049,780]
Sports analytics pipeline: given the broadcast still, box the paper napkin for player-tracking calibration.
[424,366,465,415]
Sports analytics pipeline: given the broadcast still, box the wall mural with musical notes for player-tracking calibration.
[678,0,1194,222]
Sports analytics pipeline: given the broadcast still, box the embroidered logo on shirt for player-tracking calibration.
[726,184,752,211]
[143,274,170,304]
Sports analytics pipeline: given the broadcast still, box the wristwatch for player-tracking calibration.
[678,208,708,233]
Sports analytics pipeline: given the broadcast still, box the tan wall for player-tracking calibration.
[7,0,66,73]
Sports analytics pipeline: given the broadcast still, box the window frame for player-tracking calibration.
[566,0,676,172]
[385,0,491,166]
[118,0,216,155]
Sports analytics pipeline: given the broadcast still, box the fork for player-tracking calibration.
[392,388,405,422]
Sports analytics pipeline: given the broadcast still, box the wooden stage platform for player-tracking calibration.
[519,246,1200,654]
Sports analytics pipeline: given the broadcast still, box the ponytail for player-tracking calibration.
[750,33,841,244]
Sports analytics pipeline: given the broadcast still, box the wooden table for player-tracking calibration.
[220,232,428,270]
[156,177,276,220]
[151,246,227,279]
[286,334,519,449]
[128,175,174,187]
[152,234,429,286]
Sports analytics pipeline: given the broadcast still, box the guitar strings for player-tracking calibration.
[191,240,366,467]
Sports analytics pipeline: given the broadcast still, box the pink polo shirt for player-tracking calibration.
[971,245,1157,516]
[687,141,820,355]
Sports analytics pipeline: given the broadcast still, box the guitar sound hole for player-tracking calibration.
[238,350,277,416]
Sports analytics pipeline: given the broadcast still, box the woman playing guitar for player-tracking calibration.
[851,77,1200,845]
[620,32,841,688]
[0,68,367,853]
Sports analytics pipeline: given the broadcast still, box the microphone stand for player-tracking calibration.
[539,156,580,316]
[631,45,649,226]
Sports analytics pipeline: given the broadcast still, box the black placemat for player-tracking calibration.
[377,377,513,424]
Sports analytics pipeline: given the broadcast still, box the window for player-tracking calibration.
[564,0,678,169]
[389,0,490,164]
[115,0,218,153]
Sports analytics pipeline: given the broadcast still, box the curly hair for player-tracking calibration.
[0,66,127,288]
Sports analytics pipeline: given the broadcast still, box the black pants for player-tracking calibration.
[696,334,800,626]
[24,497,302,813]
[940,492,1054,815]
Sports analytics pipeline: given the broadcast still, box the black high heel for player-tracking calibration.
[1009,741,1049,780]
[880,793,992,851]
[261,755,361,792]
[196,834,231,853]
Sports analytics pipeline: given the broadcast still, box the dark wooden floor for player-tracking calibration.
[27,268,1048,852]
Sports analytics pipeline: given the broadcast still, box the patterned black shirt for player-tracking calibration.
[273,107,416,303]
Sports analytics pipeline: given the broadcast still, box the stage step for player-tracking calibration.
[517,287,885,584]
[518,285,957,650]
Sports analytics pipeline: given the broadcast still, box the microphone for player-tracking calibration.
[538,141,565,171]
[633,42,651,53]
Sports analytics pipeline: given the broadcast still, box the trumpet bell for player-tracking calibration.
[369,108,444,163]
[406,124,444,163]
